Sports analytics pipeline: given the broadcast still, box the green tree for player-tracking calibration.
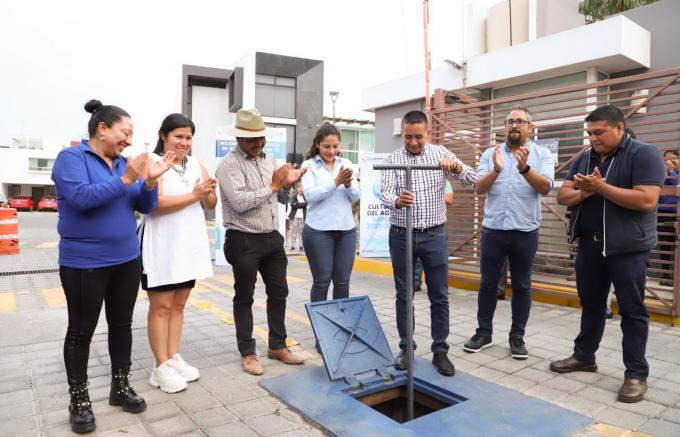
[579,0,659,24]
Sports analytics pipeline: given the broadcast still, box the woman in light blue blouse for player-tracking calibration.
[301,123,360,303]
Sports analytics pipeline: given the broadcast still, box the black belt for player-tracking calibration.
[392,223,444,233]
[580,232,603,242]
[227,229,279,238]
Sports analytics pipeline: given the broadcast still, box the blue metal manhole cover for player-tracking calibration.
[306,296,394,381]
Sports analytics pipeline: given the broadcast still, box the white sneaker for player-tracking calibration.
[169,353,200,382]
[149,360,187,393]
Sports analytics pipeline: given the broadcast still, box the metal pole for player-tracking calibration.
[373,163,441,422]
[404,167,414,421]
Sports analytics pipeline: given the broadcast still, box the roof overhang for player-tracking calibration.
[362,15,650,111]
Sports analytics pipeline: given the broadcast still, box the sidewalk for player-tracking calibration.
[1,217,680,436]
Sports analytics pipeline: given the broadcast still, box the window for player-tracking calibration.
[12,137,43,150]
[340,129,358,164]
[28,158,55,172]
[339,129,375,164]
[255,74,296,119]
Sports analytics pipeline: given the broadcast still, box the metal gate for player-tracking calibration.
[431,67,680,321]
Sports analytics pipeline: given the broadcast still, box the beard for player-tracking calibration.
[507,131,522,147]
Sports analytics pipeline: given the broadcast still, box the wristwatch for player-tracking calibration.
[519,165,531,175]
[144,179,157,191]
[493,166,502,173]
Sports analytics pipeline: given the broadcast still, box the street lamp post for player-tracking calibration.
[329,90,339,123]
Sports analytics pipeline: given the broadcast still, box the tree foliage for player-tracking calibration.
[579,0,659,24]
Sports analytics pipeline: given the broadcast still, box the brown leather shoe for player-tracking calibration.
[241,354,263,375]
[267,347,304,365]
[549,355,597,373]
[618,379,647,403]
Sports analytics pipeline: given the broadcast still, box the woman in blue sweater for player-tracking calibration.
[51,100,174,433]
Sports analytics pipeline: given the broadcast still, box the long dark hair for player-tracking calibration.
[305,123,342,160]
[153,113,196,155]
[84,99,130,138]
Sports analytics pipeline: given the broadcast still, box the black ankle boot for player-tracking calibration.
[109,370,147,413]
[68,381,95,433]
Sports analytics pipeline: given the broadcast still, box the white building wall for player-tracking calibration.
[0,147,60,197]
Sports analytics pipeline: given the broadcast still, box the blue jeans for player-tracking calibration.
[389,224,449,353]
[573,238,650,380]
[302,225,357,302]
[414,258,424,289]
[477,228,538,338]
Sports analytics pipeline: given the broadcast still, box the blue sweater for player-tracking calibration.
[51,140,158,268]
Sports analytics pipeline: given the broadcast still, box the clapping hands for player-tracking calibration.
[122,151,176,187]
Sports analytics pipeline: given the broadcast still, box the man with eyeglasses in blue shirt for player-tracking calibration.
[463,106,554,359]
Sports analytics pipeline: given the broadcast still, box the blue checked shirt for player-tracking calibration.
[380,143,476,229]
[477,141,555,231]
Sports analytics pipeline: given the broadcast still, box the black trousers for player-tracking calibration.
[61,257,141,384]
[224,230,289,356]
[573,238,650,380]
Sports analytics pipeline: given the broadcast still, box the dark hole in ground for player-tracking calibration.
[356,386,455,424]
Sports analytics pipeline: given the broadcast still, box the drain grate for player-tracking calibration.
[0,268,60,277]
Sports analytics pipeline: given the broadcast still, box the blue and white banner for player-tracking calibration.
[535,138,559,166]
[359,153,390,258]
[214,127,288,265]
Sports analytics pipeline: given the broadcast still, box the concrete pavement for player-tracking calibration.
[1,212,680,436]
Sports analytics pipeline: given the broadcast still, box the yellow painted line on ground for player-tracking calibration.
[190,298,234,324]
[190,297,300,346]
[286,276,305,284]
[591,423,654,437]
[42,287,66,308]
[207,276,310,326]
[352,257,680,324]
[212,274,234,286]
[35,241,58,249]
[0,292,17,312]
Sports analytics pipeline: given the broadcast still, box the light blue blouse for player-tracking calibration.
[300,155,360,231]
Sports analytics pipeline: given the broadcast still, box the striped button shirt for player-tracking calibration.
[215,145,279,233]
[380,143,476,229]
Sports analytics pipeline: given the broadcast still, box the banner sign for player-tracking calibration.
[535,138,559,166]
[359,153,391,258]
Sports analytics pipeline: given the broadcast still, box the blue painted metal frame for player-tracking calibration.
[260,358,592,437]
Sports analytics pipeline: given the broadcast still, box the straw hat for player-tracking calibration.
[225,108,267,138]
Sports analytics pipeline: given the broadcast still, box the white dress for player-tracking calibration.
[141,154,213,288]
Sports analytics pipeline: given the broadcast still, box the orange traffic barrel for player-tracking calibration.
[0,208,19,255]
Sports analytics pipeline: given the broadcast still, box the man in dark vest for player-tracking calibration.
[550,105,665,403]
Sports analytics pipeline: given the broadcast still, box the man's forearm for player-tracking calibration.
[475,171,498,194]
[522,169,551,195]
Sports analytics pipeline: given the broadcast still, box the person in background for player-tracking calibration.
[140,114,217,393]
[413,180,454,292]
[288,184,307,252]
[215,108,306,376]
[51,99,174,433]
[550,105,665,403]
[658,149,678,286]
[301,123,360,304]
[381,110,476,376]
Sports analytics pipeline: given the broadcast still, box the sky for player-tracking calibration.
[0,0,501,144]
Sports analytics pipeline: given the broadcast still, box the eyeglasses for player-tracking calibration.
[505,119,530,127]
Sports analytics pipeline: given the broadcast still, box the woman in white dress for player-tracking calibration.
[141,114,217,393]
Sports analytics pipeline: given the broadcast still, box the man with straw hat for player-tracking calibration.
[215,108,306,375]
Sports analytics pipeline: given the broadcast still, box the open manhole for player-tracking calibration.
[353,380,466,424]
